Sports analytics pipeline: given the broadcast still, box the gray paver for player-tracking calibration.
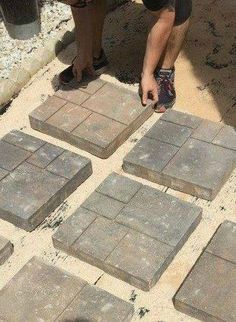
[57,284,134,322]
[174,252,236,322]
[163,138,236,200]
[116,185,202,248]
[2,130,45,152]
[123,110,236,200]
[161,109,202,129]
[27,143,64,168]
[53,173,202,290]
[213,125,236,151]
[0,257,133,322]
[0,236,13,265]
[206,220,236,264]
[123,136,179,180]
[0,141,31,171]
[0,257,87,322]
[106,230,174,291]
[96,172,142,203]
[0,257,79,321]
[174,220,236,322]
[72,217,128,268]
[82,191,125,219]
[191,119,223,142]
[46,150,91,180]
[145,120,192,147]
[30,79,153,158]
[52,208,97,253]
[0,130,92,231]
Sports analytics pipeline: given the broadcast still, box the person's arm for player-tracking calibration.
[141,5,175,105]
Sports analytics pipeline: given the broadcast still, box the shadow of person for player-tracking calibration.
[53,0,235,126]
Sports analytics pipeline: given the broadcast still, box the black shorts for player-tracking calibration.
[142,0,192,25]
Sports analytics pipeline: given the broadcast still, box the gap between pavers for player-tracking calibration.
[123,109,236,200]
[0,130,92,231]
[0,256,134,322]
[52,172,202,291]
[174,220,236,322]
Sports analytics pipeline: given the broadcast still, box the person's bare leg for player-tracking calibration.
[159,18,190,68]
[91,0,106,58]
[71,1,106,60]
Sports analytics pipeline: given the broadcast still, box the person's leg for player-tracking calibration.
[158,18,190,69]
[91,0,107,58]
[155,0,192,112]
[59,1,107,84]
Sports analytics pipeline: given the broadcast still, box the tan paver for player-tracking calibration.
[29,79,154,158]
[123,110,236,200]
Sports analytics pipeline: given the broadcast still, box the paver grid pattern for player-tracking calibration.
[53,173,202,291]
[123,109,236,200]
[0,130,92,231]
[0,236,13,265]
[0,257,134,322]
[29,78,154,158]
[174,220,236,322]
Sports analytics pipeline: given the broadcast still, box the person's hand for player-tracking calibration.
[73,53,95,82]
[140,73,159,106]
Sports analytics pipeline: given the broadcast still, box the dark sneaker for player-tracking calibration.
[59,49,108,85]
[154,68,176,113]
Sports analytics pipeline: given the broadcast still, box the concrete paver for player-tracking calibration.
[0,130,92,231]
[53,173,202,291]
[0,236,13,265]
[174,220,236,322]
[0,257,134,322]
[123,110,236,200]
[29,79,154,158]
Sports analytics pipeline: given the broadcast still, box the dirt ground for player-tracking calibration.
[0,1,235,321]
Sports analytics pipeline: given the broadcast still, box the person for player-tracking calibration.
[59,0,192,112]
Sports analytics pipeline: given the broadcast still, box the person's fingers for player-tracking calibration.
[142,89,148,106]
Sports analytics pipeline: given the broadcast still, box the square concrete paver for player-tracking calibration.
[53,173,202,291]
[174,220,236,322]
[0,130,92,231]
[0,236,13,265]
[0,257,134,322]
[29,79,154,158]
[123,110,236,200]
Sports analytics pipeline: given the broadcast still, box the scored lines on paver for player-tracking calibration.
[174,220,236,322]
[53,173,202,291]
[123,109,236,200]
[0,130,92,231]
[0,257,134,322]
[29,78,154,158]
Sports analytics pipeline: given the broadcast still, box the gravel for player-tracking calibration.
[0,0,72,80]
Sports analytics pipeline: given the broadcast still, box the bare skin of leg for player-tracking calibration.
[158,18,190,69]
[71,0,106,60]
